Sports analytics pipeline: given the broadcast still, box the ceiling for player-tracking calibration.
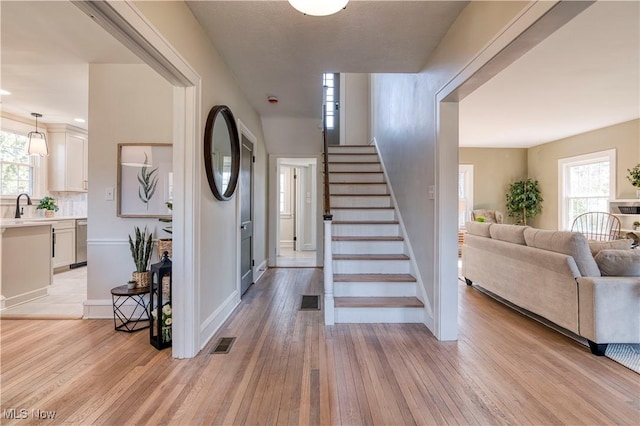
[459,1,640,148]
[0,1,637,149]
[0,1,141,130]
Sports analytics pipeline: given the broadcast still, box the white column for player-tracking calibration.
[323,218,334,325]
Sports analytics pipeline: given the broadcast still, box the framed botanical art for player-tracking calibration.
[117,143,173,218]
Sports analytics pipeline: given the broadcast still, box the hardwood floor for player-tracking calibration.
[1,268,638,425]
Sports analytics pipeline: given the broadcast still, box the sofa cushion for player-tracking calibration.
[524,228,601,277]
[489,224,529,245]
[465,221,492,238]
[594,249,640,276]
[588,239,633,257]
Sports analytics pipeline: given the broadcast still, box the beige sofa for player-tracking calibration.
[462,222,640,355]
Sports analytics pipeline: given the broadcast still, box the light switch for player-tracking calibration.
[105,187,114,201]
[428,185,435,200]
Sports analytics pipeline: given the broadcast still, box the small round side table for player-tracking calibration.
[110,285,150,332]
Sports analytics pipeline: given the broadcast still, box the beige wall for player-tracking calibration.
[130,2,269,340]
[261,117,322,155]
[342,73,370,145]
[87,64,173,301]
[459,148,528,222]
[528,119,640,230]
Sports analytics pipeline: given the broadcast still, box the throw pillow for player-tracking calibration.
[594,249,640,276]
[588,239,633,257]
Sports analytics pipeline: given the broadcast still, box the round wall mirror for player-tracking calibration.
[204,105,240,201]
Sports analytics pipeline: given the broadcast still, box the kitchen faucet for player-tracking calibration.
[14,193,32,218]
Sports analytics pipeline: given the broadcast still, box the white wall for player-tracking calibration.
[341,73,370,145]
[86,64,173,305]
[262,117,322,154]
[371,1,530,336]
[133,1,268,347]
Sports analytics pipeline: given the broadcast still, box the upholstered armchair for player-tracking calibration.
[471,209,504,224]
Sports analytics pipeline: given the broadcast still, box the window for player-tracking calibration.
[322,73,335,129]
[558,149,616,230]
[458,165,474,228]
[0,130,33,196]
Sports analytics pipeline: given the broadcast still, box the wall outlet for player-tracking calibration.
[105,187,114,201]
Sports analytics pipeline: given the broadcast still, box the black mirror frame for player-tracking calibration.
[203,105,240,201]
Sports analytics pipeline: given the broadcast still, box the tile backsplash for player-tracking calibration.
[1,192,87,219]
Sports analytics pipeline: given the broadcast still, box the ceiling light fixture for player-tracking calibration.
[0,89,11,95]
[74,118,86,123]
[288,0,348,16]
[27,113,48,157]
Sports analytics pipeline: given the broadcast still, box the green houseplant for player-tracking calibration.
[626,164,640,197]
[128,226,154,288]
[157,201,173,259]
[506,179,543,226]
[36,196,59,217]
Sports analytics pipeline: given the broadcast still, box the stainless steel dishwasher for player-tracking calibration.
[71,219,87,268]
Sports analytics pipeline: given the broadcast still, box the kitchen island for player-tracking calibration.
[1,220,53,309]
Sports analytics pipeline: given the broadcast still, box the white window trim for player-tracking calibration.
[459,164,474,229]
[558,149,616,231]
[0,115,47,202]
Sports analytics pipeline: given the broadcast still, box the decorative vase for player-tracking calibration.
[44,210,54,218]
[132,271,151,288]
[157,238,172,260]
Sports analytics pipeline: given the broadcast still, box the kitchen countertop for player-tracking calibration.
[0,219,55,230]
[2,216,86,222]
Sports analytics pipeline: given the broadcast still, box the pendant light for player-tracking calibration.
[27,113,48,156]
[288,0,349,16]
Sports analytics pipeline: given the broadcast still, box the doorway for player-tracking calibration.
[240,136,254,295]
[276,158,318,267]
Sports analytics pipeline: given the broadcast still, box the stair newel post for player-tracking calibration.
[324,214,335,325]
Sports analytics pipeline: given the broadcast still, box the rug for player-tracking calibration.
[605,344,640,374]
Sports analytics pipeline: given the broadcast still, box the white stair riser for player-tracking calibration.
[332,224,399,237]
[331,196,391,208]
[328,154,379,163]
[330,184,388,195]
[329,163,382,172]
[332,240,404,254]
[334,282,416,297]
[329,173,385,183]
[328,146,377,154]
[334,307,424,323]
[331,209,395,221]
[333,259,410,274]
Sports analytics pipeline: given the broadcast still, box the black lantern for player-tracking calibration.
[150,251,172,349]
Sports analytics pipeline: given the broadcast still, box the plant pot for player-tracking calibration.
[157,238,172,260]
[44,210,54,218]
[132,271,150,288]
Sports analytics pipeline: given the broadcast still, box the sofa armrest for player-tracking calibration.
[577,277,640,344]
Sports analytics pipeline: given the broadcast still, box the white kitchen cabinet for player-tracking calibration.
[48,124,88,192]
[52,220,76,269]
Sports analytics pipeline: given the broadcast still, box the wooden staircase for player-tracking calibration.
[327,145,424,323]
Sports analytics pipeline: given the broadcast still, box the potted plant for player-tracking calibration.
[128,226,154,288]
[36,196,59,217]
[506,179,543,226]
[633,221,640,231]
[157,201,172,259]
[626,164,640,198]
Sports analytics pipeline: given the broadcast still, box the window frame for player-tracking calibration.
[458,164,474,229]
[558,149,616,231]
[0,116,47,202]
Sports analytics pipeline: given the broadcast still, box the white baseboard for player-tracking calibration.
[83,297,149,319]
[199,290,240,350]
[254,259,268,283]
[280,241,293,249]
[1,288,48,310]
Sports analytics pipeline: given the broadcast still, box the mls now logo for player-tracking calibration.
[3,408,28,419]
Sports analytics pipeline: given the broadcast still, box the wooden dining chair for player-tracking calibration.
[571,212,621,241]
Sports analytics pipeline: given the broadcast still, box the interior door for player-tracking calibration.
[325,73,340,146]
[240,136,254,296]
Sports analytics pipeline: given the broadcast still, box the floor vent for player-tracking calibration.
[211,337,236,354]
[300,295,321,311]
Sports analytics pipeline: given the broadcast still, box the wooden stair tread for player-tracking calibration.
[333,254,409,261]
[332,236,403,241]
[333,274,416,282]
[333,221,399,225]
[334,297,424,308]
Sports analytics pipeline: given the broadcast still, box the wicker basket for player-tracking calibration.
[157,239,173,260]
[618,206,640,214]
[132,271,151,288]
